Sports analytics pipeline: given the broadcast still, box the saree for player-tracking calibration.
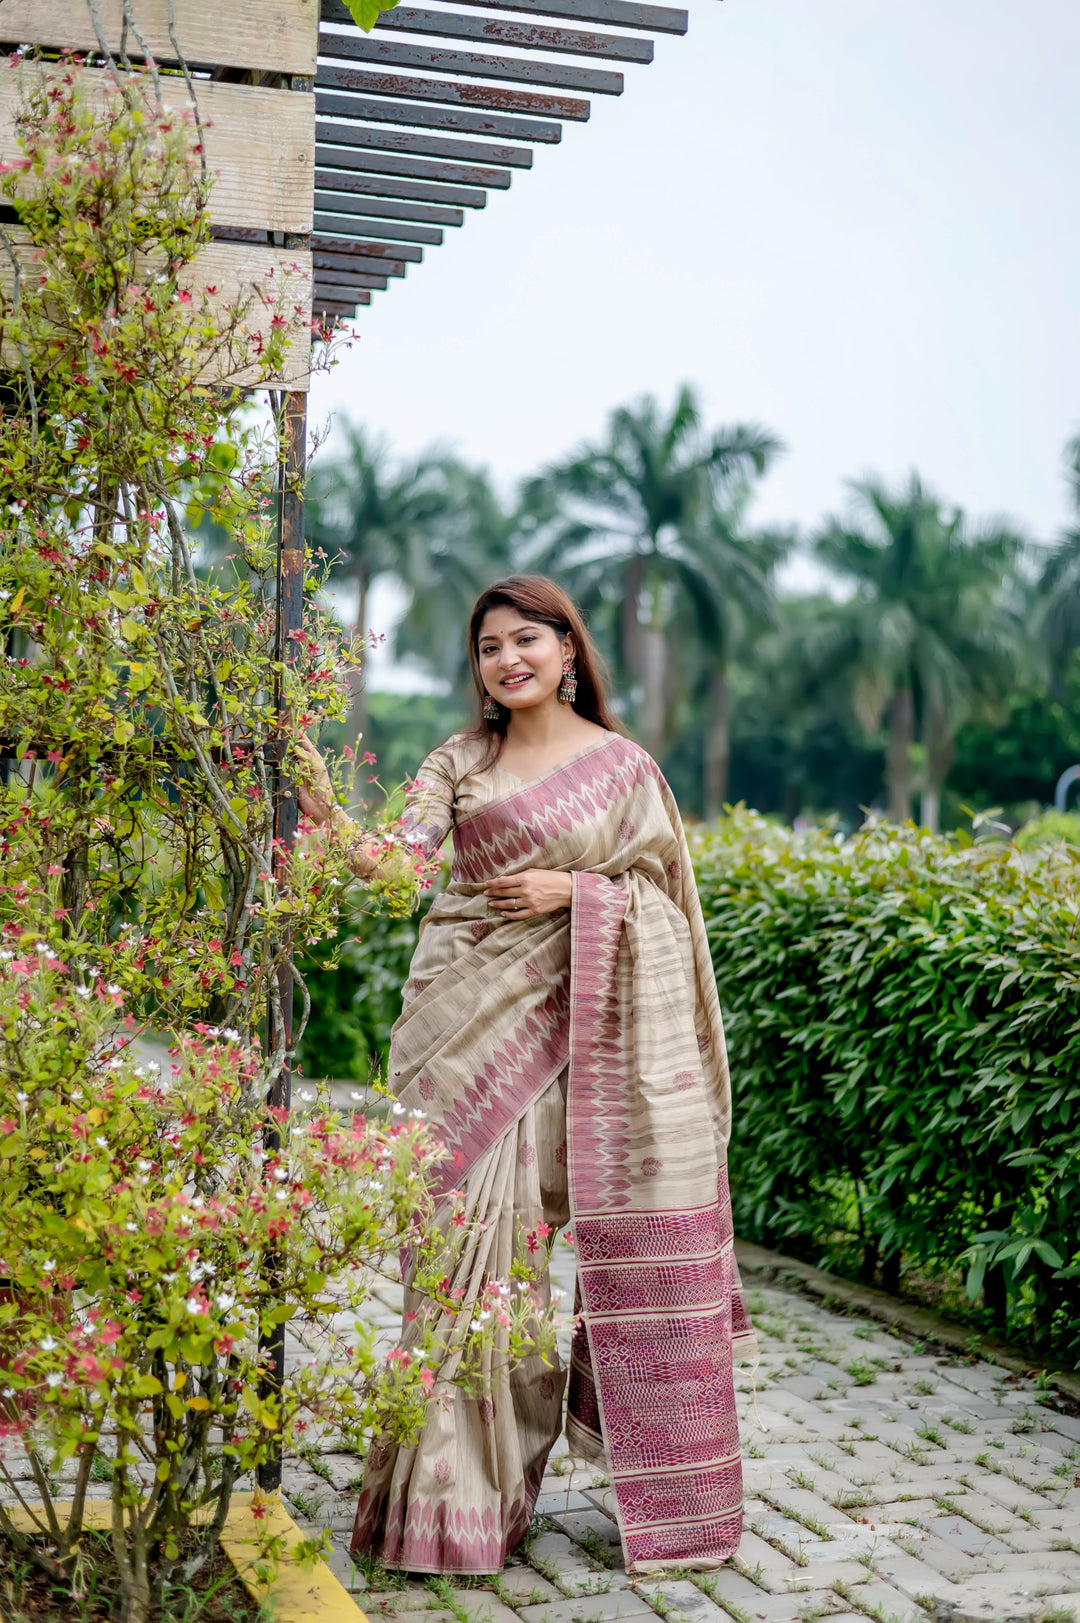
[351,731,756,1576]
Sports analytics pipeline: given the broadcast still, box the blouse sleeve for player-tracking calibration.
[397,737,459,860]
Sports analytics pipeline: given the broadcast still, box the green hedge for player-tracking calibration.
[692,812,1080,1365]
[299,815,1080,1364]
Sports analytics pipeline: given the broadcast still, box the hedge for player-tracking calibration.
[300,814,1080,1364]
[693,811,1080,1365]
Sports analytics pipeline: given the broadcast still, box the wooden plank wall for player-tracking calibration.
[0,65,314,235]
[0,0,318,77]
[0,231,314,390]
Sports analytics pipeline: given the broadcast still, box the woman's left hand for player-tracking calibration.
[485,869,573,920]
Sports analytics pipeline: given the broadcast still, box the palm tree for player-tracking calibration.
[306,424,452,750]
[1039,434,1080,685]
[522,387,782,760]
[814,474,1025,829]
[391,462,514,706]
[668,508,791,817]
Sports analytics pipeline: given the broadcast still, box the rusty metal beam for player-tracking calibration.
[314,211,436,246]
[317,139,511,190]
[371,5,654,65]
[314,246,407,276]
[318,30,623,95]
[316,88,561,143]
[313,200,444,244]
[322,0,686,35]
[314,163,486,209]
[313,187,461,228]
[316,63,590,122]
[315,113,533,168]
[312,230,422,263]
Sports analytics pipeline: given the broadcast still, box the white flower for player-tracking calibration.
[391,1103,405,1116]
[409,1109,427,1121]
[186,1297,207,1316]
[16,1091,29,1104]
[42,1259,56,1272]
[222,1027,241,1042]
[75,985,92,997]
[125,1223,138,1232]
[350,1091,362,1101]
[39,1335,57,1352]
[216,1293,236,1312]
[106,983,121,996]
[46,1372,63,1388]
[1,1386,14,1397]
[94,1136,108,1148]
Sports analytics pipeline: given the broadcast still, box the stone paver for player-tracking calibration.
[4,1232,1078,1623]
[259,1242,1080,1622]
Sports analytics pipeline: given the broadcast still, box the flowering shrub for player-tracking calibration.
[0,949,552,1617]
[0,60,552,1622]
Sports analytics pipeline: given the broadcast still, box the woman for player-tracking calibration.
[297,576,756,1577]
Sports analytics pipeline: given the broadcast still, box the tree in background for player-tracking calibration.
[522,387,782,761]
[813,474,1025,829]
[306,424,452,754]
[1038,434,1080,690]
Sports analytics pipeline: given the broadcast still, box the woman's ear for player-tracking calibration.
[561,632,577,663]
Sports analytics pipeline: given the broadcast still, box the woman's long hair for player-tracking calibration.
[466,575,622,764]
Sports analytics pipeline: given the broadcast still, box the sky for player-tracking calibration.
[309,0,1080,576]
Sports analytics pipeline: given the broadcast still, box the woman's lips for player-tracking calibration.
[501,673,533,688]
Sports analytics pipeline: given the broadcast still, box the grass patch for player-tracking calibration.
[0,1532,266,1623]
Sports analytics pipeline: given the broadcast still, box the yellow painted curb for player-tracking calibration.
[6,1491,367,1622]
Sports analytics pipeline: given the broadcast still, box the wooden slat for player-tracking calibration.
[317,30,624,95]
[311,230,422,262]
[0,64,314,234]
[314,246,406,277]
[315,297,366,315]
[0,230,313,391]
[1,0,319,76]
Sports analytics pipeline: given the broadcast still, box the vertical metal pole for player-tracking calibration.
[257,389,307,1493]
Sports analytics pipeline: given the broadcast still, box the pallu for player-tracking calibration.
[351,731,756,1576]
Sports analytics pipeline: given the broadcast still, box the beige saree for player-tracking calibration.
[351,731,756,1575]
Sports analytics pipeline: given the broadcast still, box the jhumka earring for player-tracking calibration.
[483,694,500,721]
[558,659,578,705]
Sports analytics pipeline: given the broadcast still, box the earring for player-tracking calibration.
[483,694,500,721]
[558,659,578,705]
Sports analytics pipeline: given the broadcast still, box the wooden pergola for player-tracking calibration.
[0,0,691,1487]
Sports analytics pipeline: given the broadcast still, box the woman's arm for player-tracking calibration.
[294,735,399,881]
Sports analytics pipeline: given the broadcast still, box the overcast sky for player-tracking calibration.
[309,0,1080,557]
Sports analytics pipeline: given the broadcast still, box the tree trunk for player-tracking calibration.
[638,622,667,760]
[620,552,645,693]
[921,708,955,834]
[703,667,731,820]
[347,571,368,764]
[886,685,914,823]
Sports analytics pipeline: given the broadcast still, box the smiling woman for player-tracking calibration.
[297,575,757,1578]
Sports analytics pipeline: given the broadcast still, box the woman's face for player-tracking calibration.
[477,607,571,713]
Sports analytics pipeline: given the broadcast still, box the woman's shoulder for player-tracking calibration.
[417,731,485,784]
[600,732,660,776]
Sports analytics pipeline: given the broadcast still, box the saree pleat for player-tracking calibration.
[352,1074,570,1575]
[352,733,755,1576]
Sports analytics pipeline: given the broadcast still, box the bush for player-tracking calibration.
[691,811,1080,1365]
[1014,808,1080,850]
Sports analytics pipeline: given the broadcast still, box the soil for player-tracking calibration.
[0,1532,266,1622]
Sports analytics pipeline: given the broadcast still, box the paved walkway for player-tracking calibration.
[280,1236,1080,1623]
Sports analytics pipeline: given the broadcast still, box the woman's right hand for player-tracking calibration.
[294,735,337,827]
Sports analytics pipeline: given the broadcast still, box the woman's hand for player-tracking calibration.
[485,869,573,920]
[294,735,338,828]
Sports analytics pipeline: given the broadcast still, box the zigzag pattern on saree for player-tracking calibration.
[374,1491,534,1574]
[622,1510,743,1565]
[451,738,652,883]
[568,871,632,1211]
[430,979,569,1198]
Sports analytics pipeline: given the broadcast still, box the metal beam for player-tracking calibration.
[316,139,512,190]
[316,88,561,143]
[312,230,422,263]
[318,30,623,95]
[322,0,686,35]
[314,246,408,276]
[313,187,462,228]
[315,113,533,168]
[313,200,444,244]
[314,163,486,209]
[316,63,590,122]
[371,5,654,65]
